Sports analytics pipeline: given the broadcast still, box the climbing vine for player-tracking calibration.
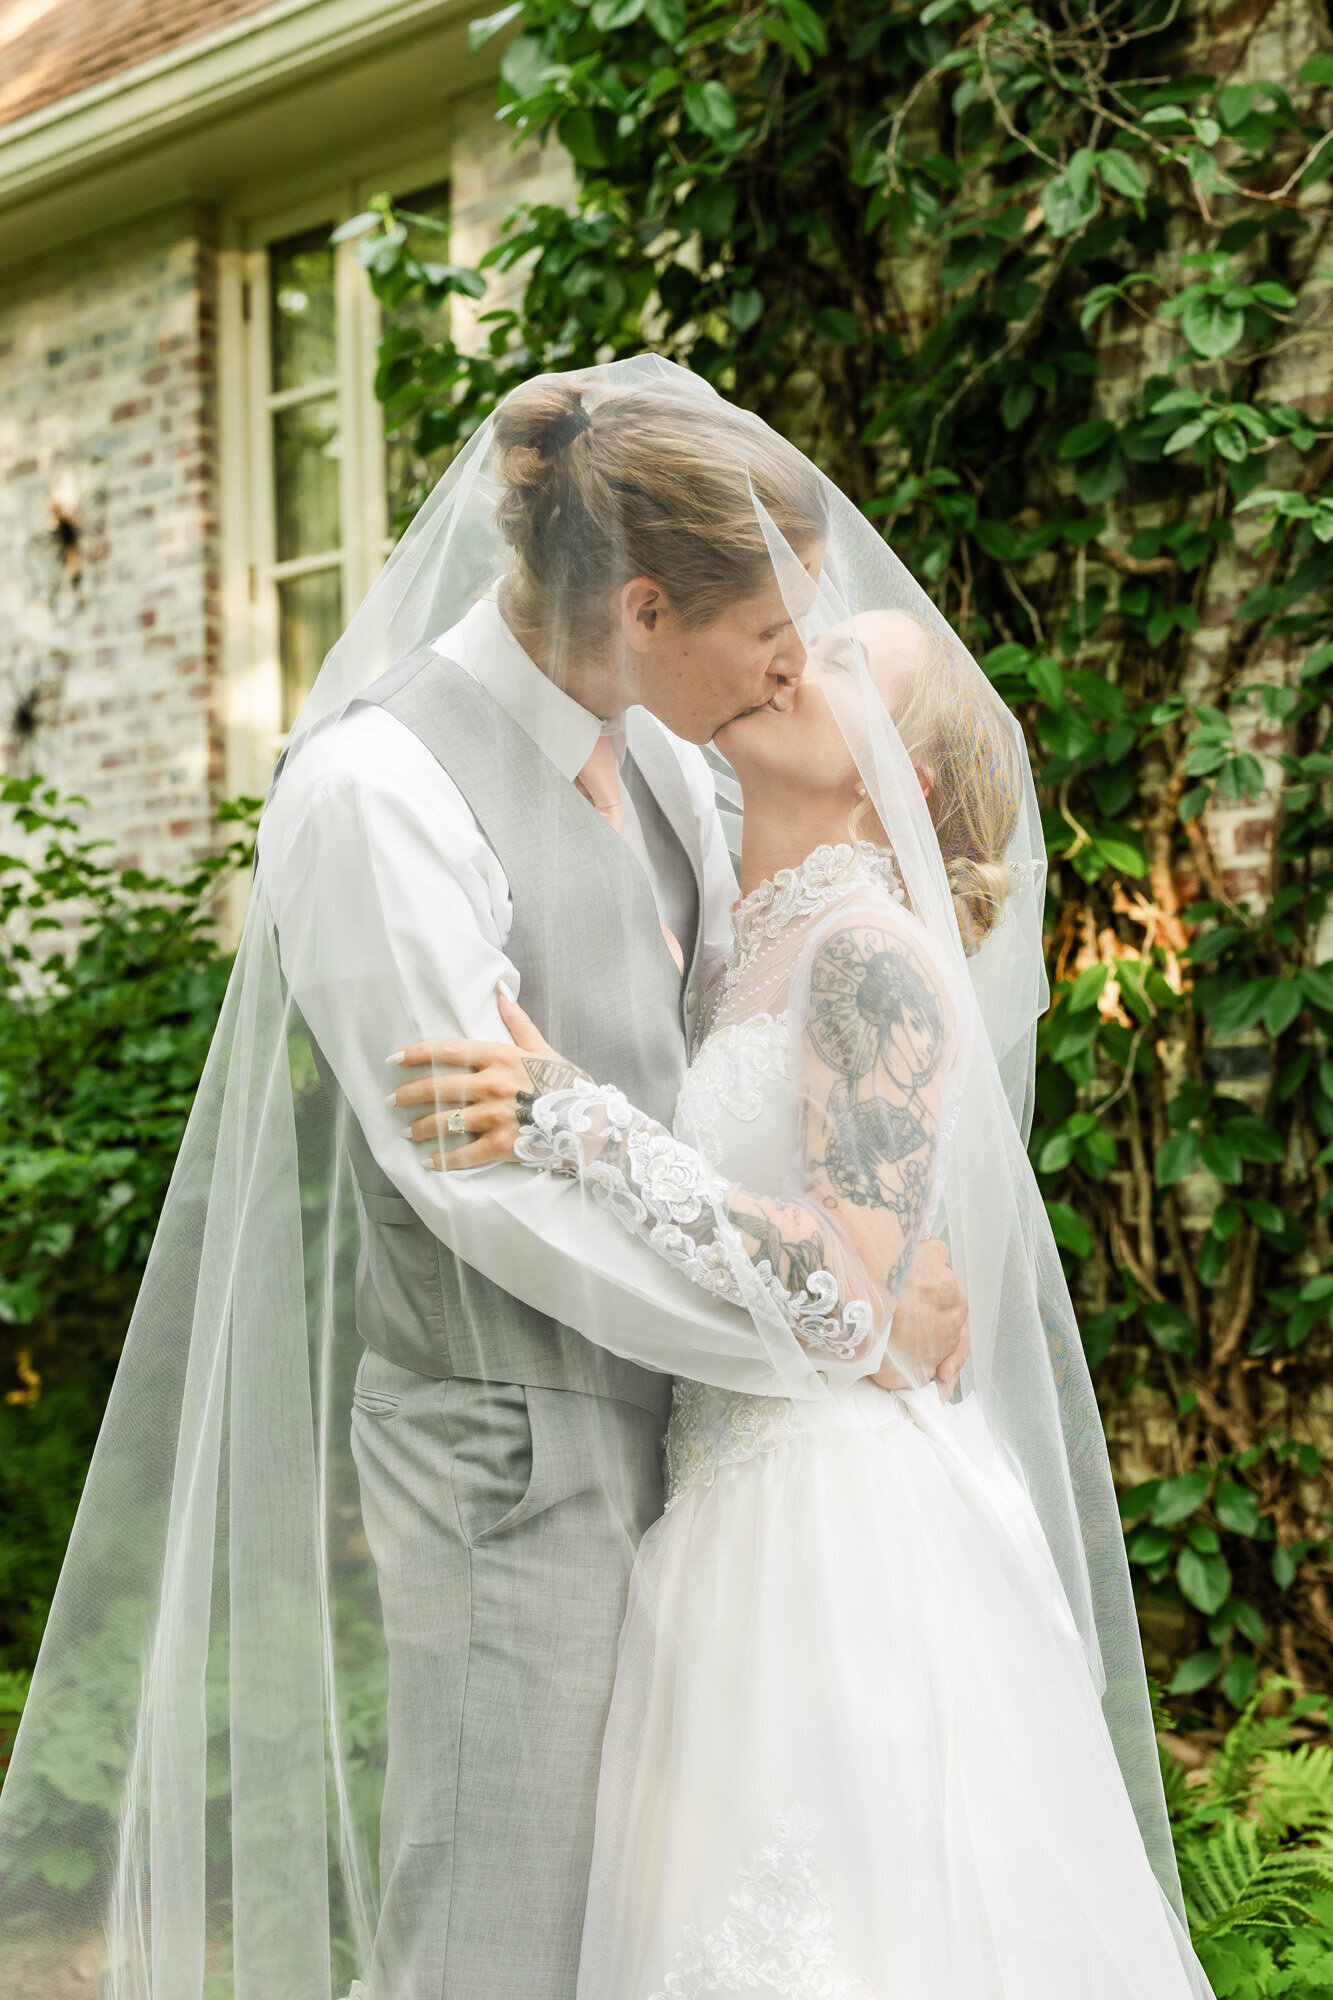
[345,0,1333,1715]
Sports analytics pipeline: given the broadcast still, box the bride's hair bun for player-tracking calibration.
[489,368,826,658]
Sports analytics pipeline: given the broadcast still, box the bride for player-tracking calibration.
[402,606,1212,1998]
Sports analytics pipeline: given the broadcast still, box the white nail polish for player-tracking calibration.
[386,1050,405,1065]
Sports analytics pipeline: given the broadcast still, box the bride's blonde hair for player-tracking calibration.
[852,616,1025,956]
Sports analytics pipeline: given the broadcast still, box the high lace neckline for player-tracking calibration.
[730,841,905,962]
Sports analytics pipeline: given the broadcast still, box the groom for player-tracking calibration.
[261,580,968,1999]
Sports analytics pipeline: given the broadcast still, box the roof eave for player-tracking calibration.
[0,0,472,209]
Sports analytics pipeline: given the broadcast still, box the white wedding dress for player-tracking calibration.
[520,844,1199,2000]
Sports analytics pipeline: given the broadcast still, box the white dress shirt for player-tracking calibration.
[257,599,815,1397]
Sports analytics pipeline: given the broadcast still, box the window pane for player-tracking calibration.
[273,394,342,562]
[384,182,452,530]
[270,225,337,392]
[278,568,343,730]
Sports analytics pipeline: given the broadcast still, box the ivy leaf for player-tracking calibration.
[1141,1302,1201,1374]
[643,0,686,34]
[1043,162,1101,238]
[1221,1113,1284,1163]
[812,306,862,344]
[1178,1546,1233,1615]
[682,80,738,141]
[1300,966,1333,1014]
[1001,381,1037,430]
[500,33,547,96]
[1127,1525,1173,1565]
[1095,149,1147,205]
[1068,962,1111,1012]
[1058,419,1116,461]
[1263,980,1303,1035]
[1075,442,1127,505]
[1156,1129,1200,1187]
[1045,1200,1093,1257]
[1153,1470,1212,1525]
[557,109,607,167]
[1080,1308,1120,1367]
[1221,1654,1257,1708]
[776,0,830,53]
[1143,1301,1197,1356]
[1215,1480,1261,1536]
[974,520,1023,561]
[1027,655,1065,707]
[1090,826,1148,877]
[1200,1132,1243,1183]
[1181,294,1246,359]
[467,2,523,54]
[1209,981,1274,1038]
[1169,1648,1222,1694]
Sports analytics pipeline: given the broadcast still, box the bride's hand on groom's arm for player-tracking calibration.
[387,988,590,1171]
[869,1236,970,1399]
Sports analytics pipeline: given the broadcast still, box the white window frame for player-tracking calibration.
[218,145,452,812]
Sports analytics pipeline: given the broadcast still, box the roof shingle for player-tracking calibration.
[0,0,278,130]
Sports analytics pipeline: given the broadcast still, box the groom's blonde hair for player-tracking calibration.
[492,372,827,655]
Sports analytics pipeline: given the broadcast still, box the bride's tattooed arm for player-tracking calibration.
[803,923,947,1305]
[514,917,951,1363]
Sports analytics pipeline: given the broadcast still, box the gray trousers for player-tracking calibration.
[350,1349,666,2000]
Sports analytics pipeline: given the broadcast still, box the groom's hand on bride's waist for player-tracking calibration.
[869,1236,969,1399]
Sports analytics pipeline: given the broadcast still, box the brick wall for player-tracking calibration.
[0,206,221,878]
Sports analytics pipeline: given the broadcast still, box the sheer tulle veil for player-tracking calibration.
[0,355,1202,1997]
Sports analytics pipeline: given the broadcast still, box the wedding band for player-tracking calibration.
[446,1109,467,1137]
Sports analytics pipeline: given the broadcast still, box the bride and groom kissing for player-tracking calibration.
[0,357,1209,2000]
[259,364,1208,1998]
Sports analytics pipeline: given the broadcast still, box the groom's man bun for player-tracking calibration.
[491,370,826,657]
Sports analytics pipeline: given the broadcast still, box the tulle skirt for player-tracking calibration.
[577,1382,1204,2000]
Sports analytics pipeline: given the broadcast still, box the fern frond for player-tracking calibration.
[1203,1680,1298,1814]
[1180,1816,1333,1945]
[1258,1744,1333,1842]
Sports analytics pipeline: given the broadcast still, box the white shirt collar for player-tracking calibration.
[434,596,603,784]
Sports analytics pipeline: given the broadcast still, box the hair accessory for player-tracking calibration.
[547,401,591,451]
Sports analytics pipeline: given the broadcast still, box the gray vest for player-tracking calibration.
[336,646,710,1421]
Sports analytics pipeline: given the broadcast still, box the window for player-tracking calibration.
[267,223,345,730]
[236,176,453,740]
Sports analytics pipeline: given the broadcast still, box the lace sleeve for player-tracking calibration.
[514,1083,876,1362]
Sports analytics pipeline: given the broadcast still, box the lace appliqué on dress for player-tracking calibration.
[646,1809,873,2000]
[515,1082,872,1361]
[677,1012,789,1168]
[663,1378,804,1509]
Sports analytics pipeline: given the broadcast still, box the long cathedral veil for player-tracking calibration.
[0,357,1200,1997]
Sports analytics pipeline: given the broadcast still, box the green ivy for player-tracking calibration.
[344,0,1333,1713]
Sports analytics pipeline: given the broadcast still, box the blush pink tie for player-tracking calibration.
[576,733,686,977]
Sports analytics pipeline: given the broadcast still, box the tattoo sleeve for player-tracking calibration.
[802,925,946,1312]
[511,920,949,1368]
